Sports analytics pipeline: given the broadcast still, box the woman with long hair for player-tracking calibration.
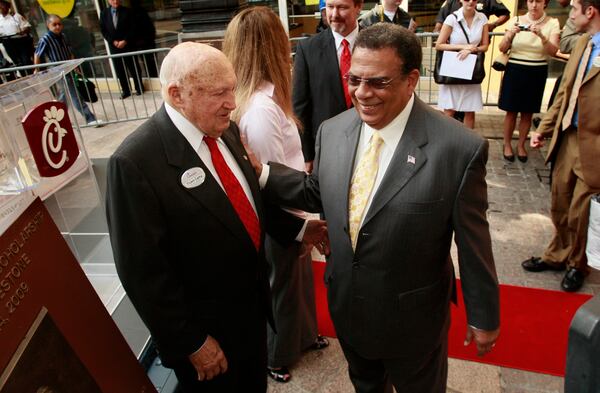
[223,6,328,384]
[435,0,490,129]
[498,0,559,162]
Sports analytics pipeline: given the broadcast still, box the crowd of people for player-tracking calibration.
[2,0,597,392]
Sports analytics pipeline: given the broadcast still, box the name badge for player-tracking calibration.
[181,167,205,189]
[593,56,600,68]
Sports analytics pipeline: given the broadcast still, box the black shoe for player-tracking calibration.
[561,268,585,292]
[120,92,131,99]
[310,335,329,350]
[134,91,143,96]
[267,366,291,383]
[503,154,515,162]
[521,257,565,272]
[517,155,528,163]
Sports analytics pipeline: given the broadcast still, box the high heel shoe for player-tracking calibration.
[503,154,515,162]
[517,154,528,163]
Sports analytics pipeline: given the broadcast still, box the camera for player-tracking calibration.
[518,24,530,31]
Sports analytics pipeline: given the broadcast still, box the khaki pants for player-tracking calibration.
[542,128,600,271]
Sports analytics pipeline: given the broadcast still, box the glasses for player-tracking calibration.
[343,74,400,89]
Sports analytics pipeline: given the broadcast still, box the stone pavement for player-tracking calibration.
[79,106,600,393]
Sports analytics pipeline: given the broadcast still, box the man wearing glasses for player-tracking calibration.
[255,24,500,393]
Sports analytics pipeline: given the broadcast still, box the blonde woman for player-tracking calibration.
[498,0,559,162]
[223,6,328,384]
[435,0,490,129]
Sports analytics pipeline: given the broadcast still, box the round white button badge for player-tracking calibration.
[181,167,206,189]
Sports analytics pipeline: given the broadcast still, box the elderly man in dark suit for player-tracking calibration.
[100,0,143,98]
[106,42,326,393]
[256,24,500,393]
[293,0,363,173]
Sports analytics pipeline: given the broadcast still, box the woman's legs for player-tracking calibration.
[517,112,533,158]
[503,111,518,157]
[464,112,475,129]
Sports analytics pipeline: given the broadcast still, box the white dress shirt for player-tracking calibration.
[0,13,30,37]
[331,26,359,65]
[165,103,258,215]
[239,82,305,172]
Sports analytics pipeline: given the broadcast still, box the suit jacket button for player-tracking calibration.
[352,262,360,269]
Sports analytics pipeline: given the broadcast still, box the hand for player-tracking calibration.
[303,219,329,256]
[305,161,314,174]
[240,135,262,177]
[188,335,228,381]
[457,49,472,61]
[530,132,545,148]
[464,326,500,357]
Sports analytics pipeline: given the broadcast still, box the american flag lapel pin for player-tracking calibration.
[407,155,416,165]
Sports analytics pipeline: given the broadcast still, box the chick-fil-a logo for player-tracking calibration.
[22,101,79,177]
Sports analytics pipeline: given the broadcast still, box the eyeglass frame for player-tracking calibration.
[343,73,404,90]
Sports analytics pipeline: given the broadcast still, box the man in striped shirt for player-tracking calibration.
[34,14,102,127]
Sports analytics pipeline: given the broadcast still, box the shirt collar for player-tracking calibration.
[363,94,415,148]
[257,81,275,97]
[165,102,216,153]
[591,31,600,48]
[455,7,484,23]
[331,25,359,52]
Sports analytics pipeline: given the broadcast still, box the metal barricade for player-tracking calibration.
[0,48,169,128]
[0,33,529,128]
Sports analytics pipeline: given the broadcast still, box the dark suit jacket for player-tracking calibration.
[106,106,302,367]
[100,5,135,53]
[293,29,348,162]
[265,98,500,361]
[538,34,600,188]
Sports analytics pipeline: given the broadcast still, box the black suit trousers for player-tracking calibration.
[112,50,143,95]
[339,336,448,393]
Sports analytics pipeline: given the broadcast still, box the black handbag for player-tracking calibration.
[73,73,98,103]
[434,13,486,85]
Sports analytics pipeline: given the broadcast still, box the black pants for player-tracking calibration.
[2,36,33,74]
[339,336,448,393]
[112,51,143,95]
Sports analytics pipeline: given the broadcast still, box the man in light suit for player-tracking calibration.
[524,0,600,292]
[293,0,363,172]
[106,43,325,392]
[257,24,500,392]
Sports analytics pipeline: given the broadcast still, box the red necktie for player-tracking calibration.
[340,39,352,108]
[204,137,261,251]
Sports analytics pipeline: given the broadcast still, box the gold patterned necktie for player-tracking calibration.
[562,39,593,131]
[348,131,384,250]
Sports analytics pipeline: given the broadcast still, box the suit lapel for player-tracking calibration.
[320,31,346,108]
[339,114,362,230]
[582,64,600,86]
[361,98,428,227]
[156,107,257,251]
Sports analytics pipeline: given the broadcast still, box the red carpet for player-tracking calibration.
[312,261,593,376]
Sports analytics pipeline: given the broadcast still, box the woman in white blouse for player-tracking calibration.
[223,6,328,384]
[435,0,489,129]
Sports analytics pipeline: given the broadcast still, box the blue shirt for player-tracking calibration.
[34,31,73,63]
[573,31,600,128]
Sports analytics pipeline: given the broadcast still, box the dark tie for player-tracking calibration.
[204,137,261,251]
[340,39,352,108]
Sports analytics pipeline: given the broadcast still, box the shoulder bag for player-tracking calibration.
[434,13,486,85]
